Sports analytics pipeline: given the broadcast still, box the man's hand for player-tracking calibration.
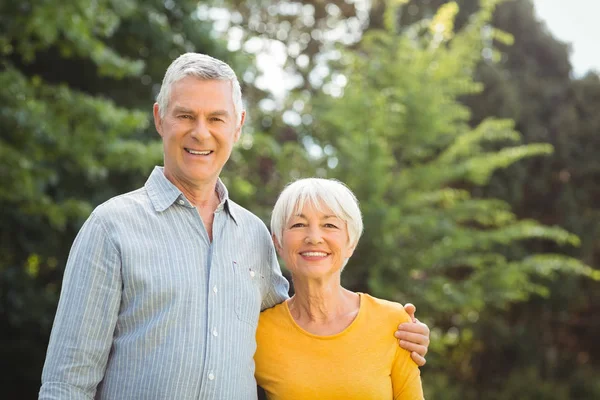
[396,303,430,366]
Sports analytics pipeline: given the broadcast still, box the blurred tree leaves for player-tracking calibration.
[392,1,600,398]
[2,0,599,399]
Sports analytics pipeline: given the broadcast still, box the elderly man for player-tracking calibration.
[39,53,430,400]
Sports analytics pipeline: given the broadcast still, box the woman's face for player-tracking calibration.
[275,201,355,280]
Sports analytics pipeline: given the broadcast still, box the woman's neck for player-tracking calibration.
[288,278,360,335]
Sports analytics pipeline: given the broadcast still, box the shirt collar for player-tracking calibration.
[215,176,239,224]
[145,166,238,224]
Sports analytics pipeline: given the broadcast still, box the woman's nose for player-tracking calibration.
[304,229,323,244]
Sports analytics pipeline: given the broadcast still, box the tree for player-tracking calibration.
[299,1,598,397]
[379,1,600,396]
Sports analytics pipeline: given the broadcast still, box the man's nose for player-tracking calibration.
[190,119,210,140]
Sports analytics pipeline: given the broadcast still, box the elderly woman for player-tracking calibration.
[254,178,424,399]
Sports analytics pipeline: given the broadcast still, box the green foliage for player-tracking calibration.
[1,0,142,76]
[310,0,592,308]
[296,1,598,397]
[0,66,149,227]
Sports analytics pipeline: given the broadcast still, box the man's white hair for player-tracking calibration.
[271,178,364,249]
[155,52,243,124]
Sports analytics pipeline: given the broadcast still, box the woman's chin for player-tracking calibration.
[291,264,343,281]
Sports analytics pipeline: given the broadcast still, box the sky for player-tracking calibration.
[532,0,600,76]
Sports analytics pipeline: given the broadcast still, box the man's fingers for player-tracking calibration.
[398,339,428,357]
[403,303,416,322]
[396,322,430,337]
[395,331,430,347]
[410,351,427,367]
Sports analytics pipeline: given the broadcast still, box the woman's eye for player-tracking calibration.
[290,223,305,228]
[324,223,338,229]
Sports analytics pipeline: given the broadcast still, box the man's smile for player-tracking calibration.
[184,148,213,155]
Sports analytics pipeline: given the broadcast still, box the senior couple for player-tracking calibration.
[40,53,427,399]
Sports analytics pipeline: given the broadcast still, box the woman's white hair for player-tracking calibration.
[155,52,243,124]
[271,178,364,248]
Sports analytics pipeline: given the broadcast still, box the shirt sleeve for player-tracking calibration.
[260,239,289,311]
[39,212,122,399]
[391,315,425,400]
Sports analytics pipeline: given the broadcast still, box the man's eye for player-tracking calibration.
[210,117,224,123]
[178,115,193,119]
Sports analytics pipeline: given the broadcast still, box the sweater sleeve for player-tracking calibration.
[391,314,425,400]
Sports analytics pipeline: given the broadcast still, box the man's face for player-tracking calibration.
[153,76,245,188]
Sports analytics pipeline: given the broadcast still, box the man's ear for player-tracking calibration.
[153,103,163,137]
[234,110,246,142]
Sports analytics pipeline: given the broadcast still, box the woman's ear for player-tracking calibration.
[272,234,283,256]
[344,243,357,259]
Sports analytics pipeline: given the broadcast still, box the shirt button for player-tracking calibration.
[250,270,256,278]
[208,372,215,381]
[212,329,218,337]
[178,200,185,205]
[213,286,218,293]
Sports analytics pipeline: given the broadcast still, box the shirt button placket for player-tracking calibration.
[206,216,221,391]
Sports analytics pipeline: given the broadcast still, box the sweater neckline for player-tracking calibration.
[282,292,365,340]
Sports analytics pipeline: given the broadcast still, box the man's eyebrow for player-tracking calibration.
[208,110,231,118]
[171,107,231,118]
[173,106,195,114]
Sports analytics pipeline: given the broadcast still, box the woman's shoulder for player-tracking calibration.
[360,293,412,325]
[259,301,288,323]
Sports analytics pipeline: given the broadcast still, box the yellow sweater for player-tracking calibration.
[254,293,424,400]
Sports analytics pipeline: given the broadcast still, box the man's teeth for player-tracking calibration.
[301,252,328,257]
[186,149,211,155]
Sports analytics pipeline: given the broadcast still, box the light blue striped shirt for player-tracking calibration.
[40,166,290,399]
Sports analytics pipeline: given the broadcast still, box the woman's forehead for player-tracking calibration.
[291,198,341,218]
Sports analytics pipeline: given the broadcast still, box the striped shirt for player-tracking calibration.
[39,166,290,400]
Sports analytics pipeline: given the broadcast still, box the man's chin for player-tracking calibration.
[165,167,219,187]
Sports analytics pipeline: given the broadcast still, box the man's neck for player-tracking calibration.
[164,169,221,240]
[164,170,219,206]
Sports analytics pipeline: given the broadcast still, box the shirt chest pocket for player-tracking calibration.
[232,261,262,326]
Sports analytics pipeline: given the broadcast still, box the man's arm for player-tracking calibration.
[260,236,290,310]
[39,213,122,399]
[396,303,431,366]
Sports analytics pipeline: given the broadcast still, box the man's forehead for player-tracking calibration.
[169,78,234,111]
[172,76,232,91]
